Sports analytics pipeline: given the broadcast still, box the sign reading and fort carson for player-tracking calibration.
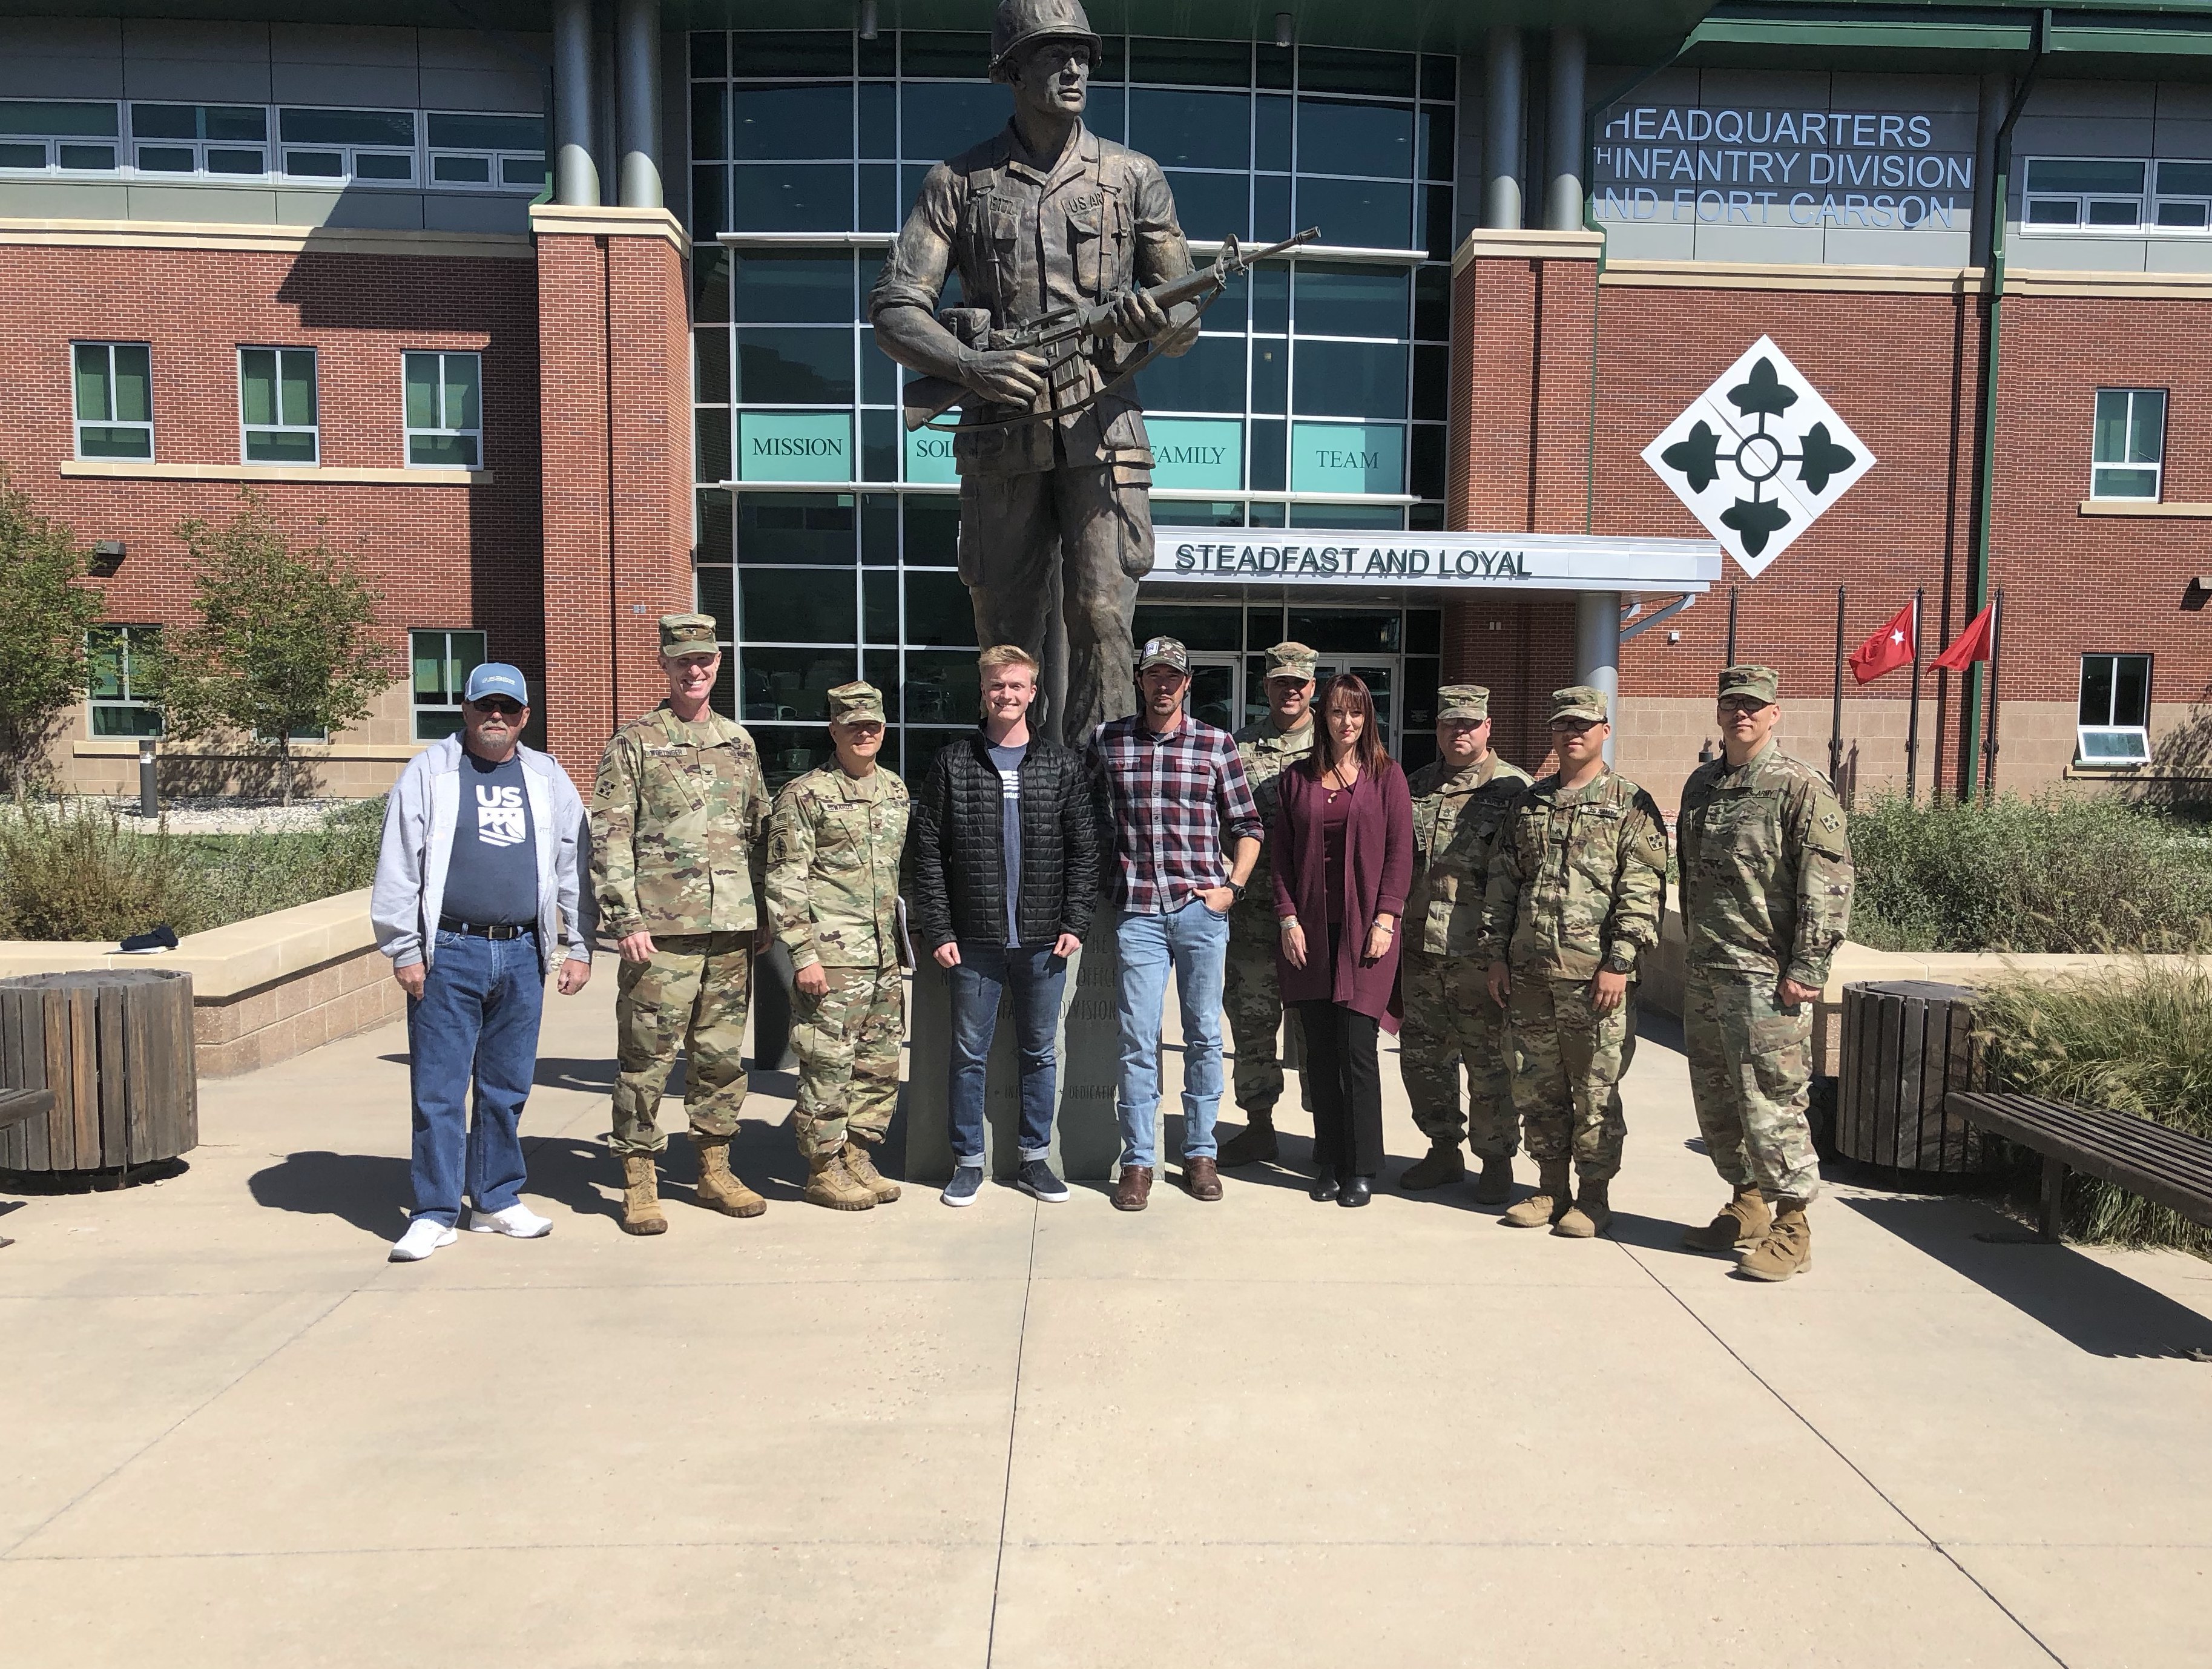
[1593,102,1977,231]
[1148,530,1722,592]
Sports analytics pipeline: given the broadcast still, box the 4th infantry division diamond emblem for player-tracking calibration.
[1642,336,1875,578]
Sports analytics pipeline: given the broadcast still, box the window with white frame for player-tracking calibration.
[2078,653,2151,766]
[239,347,318,464]
[404,352,482,467]
[411,629,487,739]
[426,113,546,191]
[73,341,153,459]
[2024,157,2148,228]
[0,98,119,171]
[2092,388,2166,500]
[2154,160,2212,229]
[128,103,267,176]
[87,625,162,737]
[277,107,416,182]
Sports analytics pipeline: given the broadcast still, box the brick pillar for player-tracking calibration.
[531,204,695,779]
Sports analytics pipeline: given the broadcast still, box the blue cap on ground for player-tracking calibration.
[464,662,529,705]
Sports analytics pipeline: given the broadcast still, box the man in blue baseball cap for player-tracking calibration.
[372,659,596,1262]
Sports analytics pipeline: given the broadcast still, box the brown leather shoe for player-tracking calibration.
[1184,1156,1223,1201]
[1112,1165,1154,1212]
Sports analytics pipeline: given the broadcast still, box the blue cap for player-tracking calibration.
[464,662,529,705]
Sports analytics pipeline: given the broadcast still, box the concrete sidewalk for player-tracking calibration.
[4,974,2210,1668]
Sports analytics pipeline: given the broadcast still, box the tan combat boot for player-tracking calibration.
[804,1150,877,1211]
[842,1139,901,1203]
[1218,1111,1280,1167]
[1555,1176,1611,1239]
[1736,1200,1812,1282]
[1502,1160,1571,1228]
[620,1154,668,1236]
[1471,1152,1516,1206]
[1682,1185,1771,1254]
[1399,1141,1467,1191]
[694,1134,767,1217]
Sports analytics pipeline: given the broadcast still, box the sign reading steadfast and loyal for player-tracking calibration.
[1147,530,1720,591]
[1593,102,1977,231]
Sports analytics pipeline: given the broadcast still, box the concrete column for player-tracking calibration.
[616,0,662,209]
[1545,28,1585,232]
[1483,27,1523,231]
[1575,588,1620,765]
[551,0,599,207]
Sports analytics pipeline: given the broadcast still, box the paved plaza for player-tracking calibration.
[4,976,2211,1668]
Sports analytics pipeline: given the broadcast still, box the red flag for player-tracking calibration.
[1931,604,1995,673]
[1848,599,1917,684]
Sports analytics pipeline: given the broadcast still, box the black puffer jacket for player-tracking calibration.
[910,729,1100,949]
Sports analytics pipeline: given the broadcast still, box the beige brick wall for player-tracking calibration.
[194,941,404,1076]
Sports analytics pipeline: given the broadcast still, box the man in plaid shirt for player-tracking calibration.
[1087,636,1263,1211]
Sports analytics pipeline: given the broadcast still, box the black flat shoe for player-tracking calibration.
[1337,1176,1373,1208]
[1309,1170,1338,1202]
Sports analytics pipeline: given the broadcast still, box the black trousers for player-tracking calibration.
[1296,995,1384,1179]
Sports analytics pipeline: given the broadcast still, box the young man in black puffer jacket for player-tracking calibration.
[910,643,1102,1206]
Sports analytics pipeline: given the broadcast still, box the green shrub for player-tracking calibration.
[1849,791,2212,953]
[0,797,385,941]
[1975,962,2212,1254]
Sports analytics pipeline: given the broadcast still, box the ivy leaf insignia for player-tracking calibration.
[1661,420,1723,492]
[1720,496,1792,558]
[1727,357,1798,420]
[1796,422,1857,495]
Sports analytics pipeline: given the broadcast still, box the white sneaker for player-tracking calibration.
[466,1202,552,1238]
[389,1217,458,1262]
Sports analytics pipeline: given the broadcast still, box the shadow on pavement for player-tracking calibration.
[1845,1194,2212,1360]
[249,1150,411,1239]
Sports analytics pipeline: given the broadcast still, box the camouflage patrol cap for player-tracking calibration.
[1263,641,1318,684]
[1718,664,1781,706]
[659,613,719,655]
[1549,685,1611,725]
[827,680,886,725]
[1136,635,1191,674]
[1436,684,1490,722]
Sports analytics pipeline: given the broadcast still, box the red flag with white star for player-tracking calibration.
[1848,599,1917,684]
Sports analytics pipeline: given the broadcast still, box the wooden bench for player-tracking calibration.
[1944,1089,2212,1242]
[0,1087,56,1249]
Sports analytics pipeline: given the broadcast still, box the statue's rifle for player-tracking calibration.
[901,228,1320,435]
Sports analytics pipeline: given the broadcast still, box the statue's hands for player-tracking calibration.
[1105,289,1172,343]
[962,347,1049,405]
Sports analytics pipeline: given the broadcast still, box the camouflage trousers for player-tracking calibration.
[1222,915,1307,1114]
[792,960,904,1159]
[1506,974,1635,1180]
[611,932,754,1156]
[1683,967,1820,1203]
[1398,950,1519,1157]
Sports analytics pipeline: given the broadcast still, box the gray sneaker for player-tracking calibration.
[1017,1159,1070,1203]
[941,1165,984,1208]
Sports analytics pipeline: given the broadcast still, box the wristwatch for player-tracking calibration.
[1229,880,1246,902]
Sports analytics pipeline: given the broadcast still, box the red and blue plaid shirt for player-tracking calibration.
[1087,713,1263,915]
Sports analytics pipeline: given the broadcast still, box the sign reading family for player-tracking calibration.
[1594,102,1977,229]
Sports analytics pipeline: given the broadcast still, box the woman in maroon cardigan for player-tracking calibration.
[1271,674,1414,1206]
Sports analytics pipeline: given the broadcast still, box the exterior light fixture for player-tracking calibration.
[90,539,125,575]
[1274,12,1294,48]
[860,1,878,41]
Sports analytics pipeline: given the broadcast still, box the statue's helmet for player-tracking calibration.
[988,0,1104,82]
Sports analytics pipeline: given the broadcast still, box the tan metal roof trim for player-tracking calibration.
[58,461,493,486]
[0,218,533,260]
[2010,268,2212,300]
[529,203,688,252]
[1450,227,1605,274]
[1600,258,1984,295]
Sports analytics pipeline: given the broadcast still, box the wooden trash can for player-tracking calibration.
[0,970,197,1180]
[1837,979,1997,1175]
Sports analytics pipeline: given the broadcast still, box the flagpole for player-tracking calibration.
[1981,587,2004,800]
[1829,585,1846,789]
[1904,587,1924,804]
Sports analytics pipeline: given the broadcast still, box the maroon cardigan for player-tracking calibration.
[1270,759,1414,1030]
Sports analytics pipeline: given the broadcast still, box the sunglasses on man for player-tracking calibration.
[469,697,526,717]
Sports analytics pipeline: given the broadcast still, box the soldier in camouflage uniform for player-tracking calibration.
[1677,665,1853,1282]
[1218,641,1317,1167]
[766,682,911,1212]
[1398,684,1532,1203]
[592,613,775,1236]
[1480,686,1668,1239]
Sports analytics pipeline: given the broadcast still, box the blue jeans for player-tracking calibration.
[947,942,1068,1167]
[1114,899,1231,1169]
[406,929,545,1225]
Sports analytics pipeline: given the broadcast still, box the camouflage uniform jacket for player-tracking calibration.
[766,763,910,972]
[1478,769,1669,981]
[1231,716,1312,929]
[590,704,771,938]
[1677,739,1854,988]
[1404,752,1534,957]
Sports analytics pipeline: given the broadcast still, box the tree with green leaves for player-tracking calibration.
[153,491,396,806]
[0,470,105,802]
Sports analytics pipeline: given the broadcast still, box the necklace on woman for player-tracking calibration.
[1323,754,1359,800]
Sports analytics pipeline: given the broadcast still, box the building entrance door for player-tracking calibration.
[1186,653,1242,732]
[1312,658,1398,754]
